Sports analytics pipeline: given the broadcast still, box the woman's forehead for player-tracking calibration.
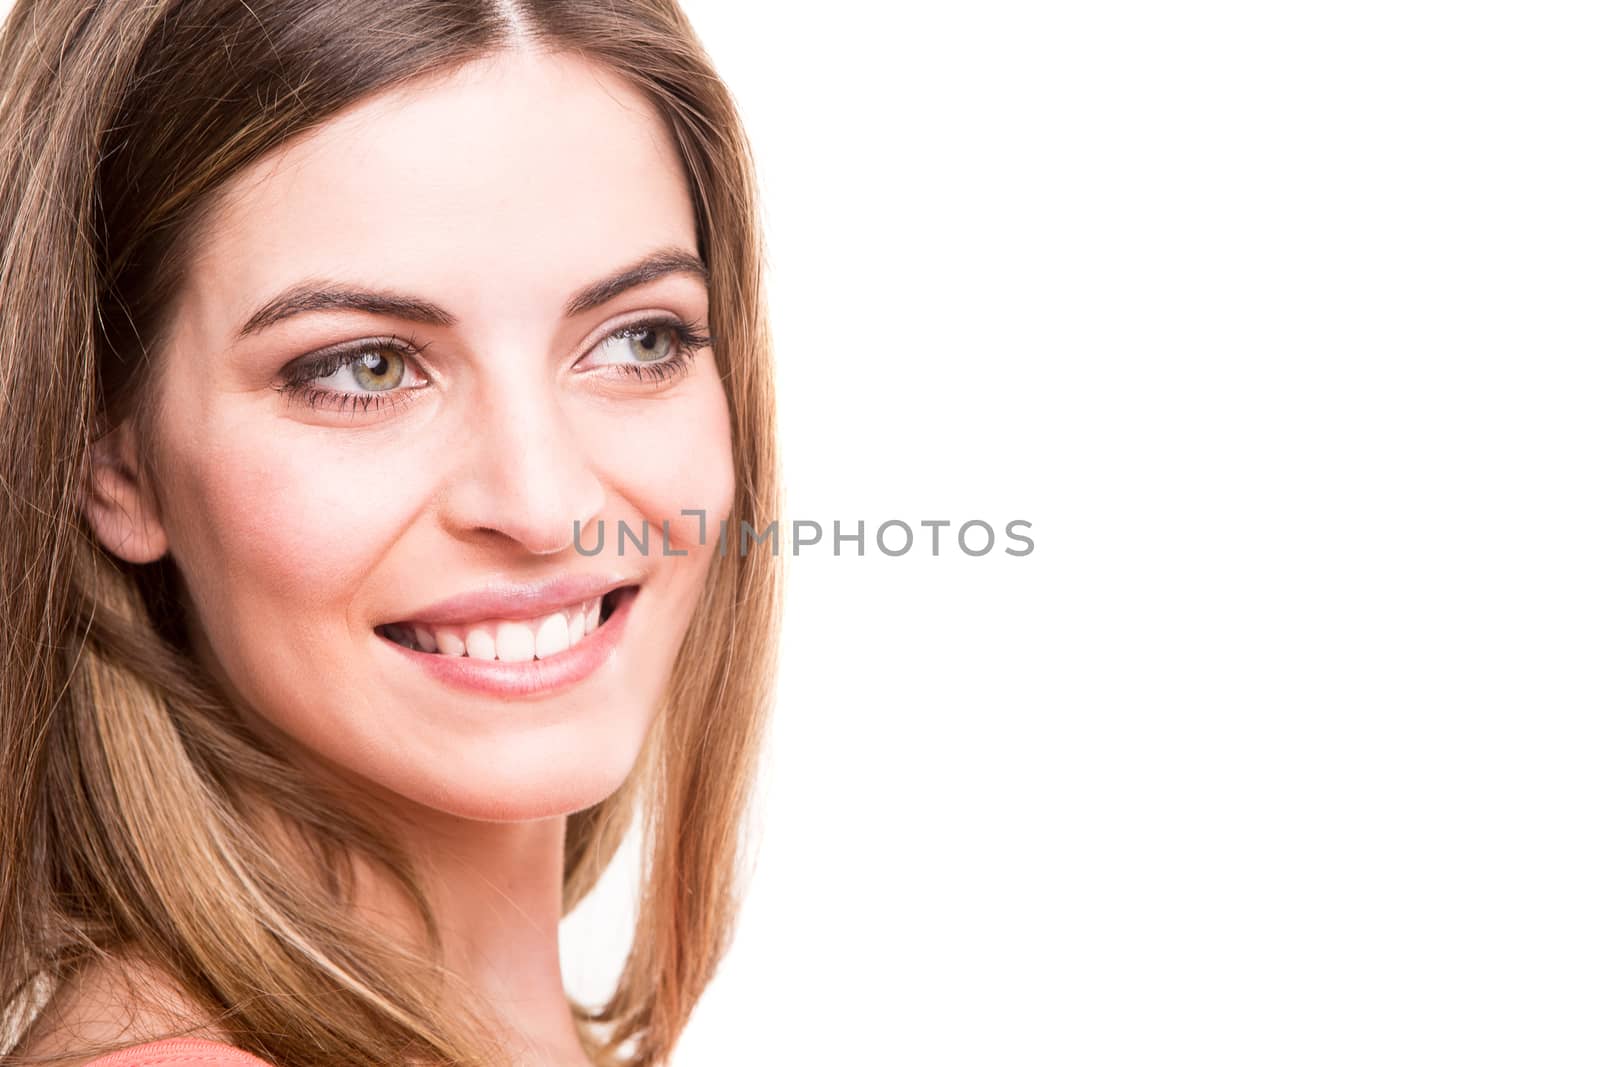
[176,47,696,345]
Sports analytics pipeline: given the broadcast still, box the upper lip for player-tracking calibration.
[383,573,638,627]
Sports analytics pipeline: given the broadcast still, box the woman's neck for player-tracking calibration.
[396,811,589,1066]
[253,749,595,1067]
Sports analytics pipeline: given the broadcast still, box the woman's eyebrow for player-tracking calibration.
[563,248,707,316]
[233,248,708,341]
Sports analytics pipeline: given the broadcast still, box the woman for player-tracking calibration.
[0,1,781,1065]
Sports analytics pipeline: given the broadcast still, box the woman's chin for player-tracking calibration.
[378,726,650,824]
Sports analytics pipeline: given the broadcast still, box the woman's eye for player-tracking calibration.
[592,324,680,365]
[275,337,430,414]
[579,317,712,384]
[346,348,407,390]
[310,345,412,392]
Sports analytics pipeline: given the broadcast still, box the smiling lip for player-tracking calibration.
[378,585,638,698]
[383,573,638,628]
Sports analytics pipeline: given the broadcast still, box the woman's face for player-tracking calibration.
[88,48,732,821]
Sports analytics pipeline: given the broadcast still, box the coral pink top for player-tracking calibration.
[78,1037,276,1066]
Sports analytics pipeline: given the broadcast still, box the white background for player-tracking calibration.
[633,2,1599,1064]
[7,1,1595,1064]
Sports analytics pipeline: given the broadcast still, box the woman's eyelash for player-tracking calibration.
[272,317,714,415]
[273,334,427,414]
[601,316,713,383]
[278,313,716,415]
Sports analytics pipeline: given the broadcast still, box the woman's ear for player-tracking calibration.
[80,421,169,563]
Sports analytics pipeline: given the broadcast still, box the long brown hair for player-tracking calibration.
[0,1,780,1064]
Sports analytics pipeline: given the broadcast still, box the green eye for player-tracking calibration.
[275,336,429,414]
[582,317,713,384]
[347,348,407,390]
[600,324,678,364]
[631,325,676,361]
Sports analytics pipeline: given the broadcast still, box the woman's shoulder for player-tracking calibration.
[75,1038,277,1066]
[10,955,275,1067]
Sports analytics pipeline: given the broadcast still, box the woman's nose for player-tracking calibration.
[438,383,605,557]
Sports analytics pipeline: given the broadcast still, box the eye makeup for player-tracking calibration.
[271,314,712,416]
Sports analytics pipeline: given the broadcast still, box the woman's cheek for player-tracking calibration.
[166,416,422,625]
[578,375,735,539]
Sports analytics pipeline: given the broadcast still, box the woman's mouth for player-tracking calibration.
[375,585,633,662]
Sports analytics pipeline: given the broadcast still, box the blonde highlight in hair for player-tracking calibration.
[0,1,781,1065]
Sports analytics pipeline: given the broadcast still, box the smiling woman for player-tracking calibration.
[0,3,779,1067]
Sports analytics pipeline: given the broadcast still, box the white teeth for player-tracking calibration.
[413,626,437,654]
[494,620,537,662]
[464,625,496,661]
[434,626,466,656]
[534,612,571,658]
[389,594,612,660]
